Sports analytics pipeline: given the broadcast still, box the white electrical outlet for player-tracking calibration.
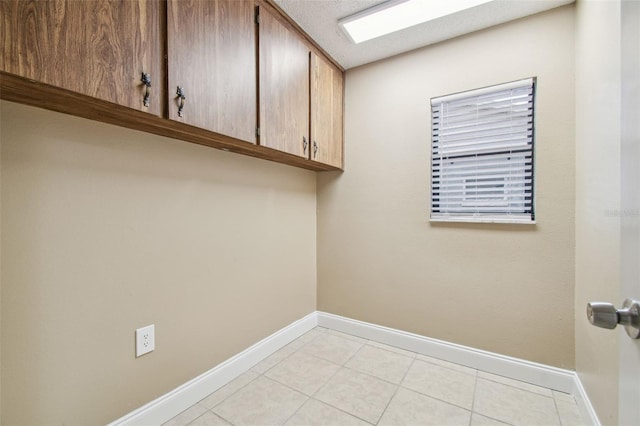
[135,324,155,357]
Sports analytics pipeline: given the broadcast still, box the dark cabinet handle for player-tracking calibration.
[313,140,318,158]
[141,73,151,107]
[176,86,186,117]
[303,136,308,154]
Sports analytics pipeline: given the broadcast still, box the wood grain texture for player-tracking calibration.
[0,72,340,171]
[258,5,309,158]
[260,0,343,73]
[167,0,256,143]
[310,52,344,169]
[0,0,163,116]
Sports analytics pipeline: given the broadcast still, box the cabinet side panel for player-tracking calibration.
[310,53,343,169]
[330,67,344,169]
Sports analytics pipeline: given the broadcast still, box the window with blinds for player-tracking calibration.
[430,78,536,223]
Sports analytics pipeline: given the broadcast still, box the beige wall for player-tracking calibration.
[317,6,576,368]
[3,2,625,424]
[0,101,317,425]
[574,1,621,424]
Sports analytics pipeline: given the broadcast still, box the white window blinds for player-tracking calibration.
[430,78,536,223]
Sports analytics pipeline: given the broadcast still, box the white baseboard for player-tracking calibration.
[108,312,318,426]
[316,311,601,426]
[110,311,600,426]
[572,371,602,426]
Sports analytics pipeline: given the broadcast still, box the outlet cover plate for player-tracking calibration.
[136,324,155,357]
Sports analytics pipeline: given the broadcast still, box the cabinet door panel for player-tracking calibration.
[311,53,343,168]
[0,0,162,116]
[259,7,309,158]
[168,0,256,143]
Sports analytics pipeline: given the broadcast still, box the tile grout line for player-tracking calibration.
[202,371,261,413]
[551,392,566,426]
[253,327,326,375]
[364,341,419,360]
[398,381,480,413]
[253,328,332,424]
[264,327,352,425]
[374,355,418,425]
[475,375,556,400]
[278,396,310,426]
[306,333,489,419]
[416,354,478,377]
[212,410,236,426]
[307,332,381,425]
[468,369,479,426]
[192,328,329,426]
[166,325,582,426]
[206,409,236,426]
[280,328,375,425]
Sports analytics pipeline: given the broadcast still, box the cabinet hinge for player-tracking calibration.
[256,126,260,137]
[255,9,260,24]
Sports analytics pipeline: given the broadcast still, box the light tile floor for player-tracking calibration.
[163,327,586,426]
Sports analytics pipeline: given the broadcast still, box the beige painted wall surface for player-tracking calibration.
[0,101,317,425]
[317,6,576,368]
[574,1,621,424]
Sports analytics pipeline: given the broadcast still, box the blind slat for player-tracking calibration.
[431,78,533,104]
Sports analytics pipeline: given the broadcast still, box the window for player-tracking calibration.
[430,78,536,223]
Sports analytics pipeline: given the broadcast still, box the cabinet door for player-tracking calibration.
[258,6,309,158]
[167,0,256,143]
[310,53,344,169]
[0,0,162,116]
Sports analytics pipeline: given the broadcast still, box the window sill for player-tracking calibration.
[430,216,536,225]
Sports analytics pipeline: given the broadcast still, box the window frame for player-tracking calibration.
[429,78,537,224]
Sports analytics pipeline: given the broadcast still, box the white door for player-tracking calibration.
[619,0,640,424]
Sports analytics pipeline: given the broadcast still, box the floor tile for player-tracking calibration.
[265,351,341,395]
[402,359,476,409]
[252,345,297,374]
[378,387,471,426]
[325,329,369,344]
[162,404,208,426]
[478,371,552,397]
[212,376,307,426]
[366,340,418,358]
[474,378,560,426]
[315,367,397,424]
[199,370,259,409]
[553,392,586,426]
[287,328,325,350]
[416,354,477,376]
[300,332,364,365]
[345,344,414,384]
[553,390,577,404]
[284,399,371,426]
[162,330,582,426]
[470,413,511,426]
[187,411,232,426]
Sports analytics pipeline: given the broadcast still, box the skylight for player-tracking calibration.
[339,0,494,44]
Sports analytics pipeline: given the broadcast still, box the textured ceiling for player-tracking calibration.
[273,0,575,70]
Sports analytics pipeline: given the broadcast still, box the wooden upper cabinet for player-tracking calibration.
[0,0,162,116]
[310,52,344,169]
[167,0,257,143]
[258,6,310,158]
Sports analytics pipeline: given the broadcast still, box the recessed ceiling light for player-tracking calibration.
[339,0,494,44]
